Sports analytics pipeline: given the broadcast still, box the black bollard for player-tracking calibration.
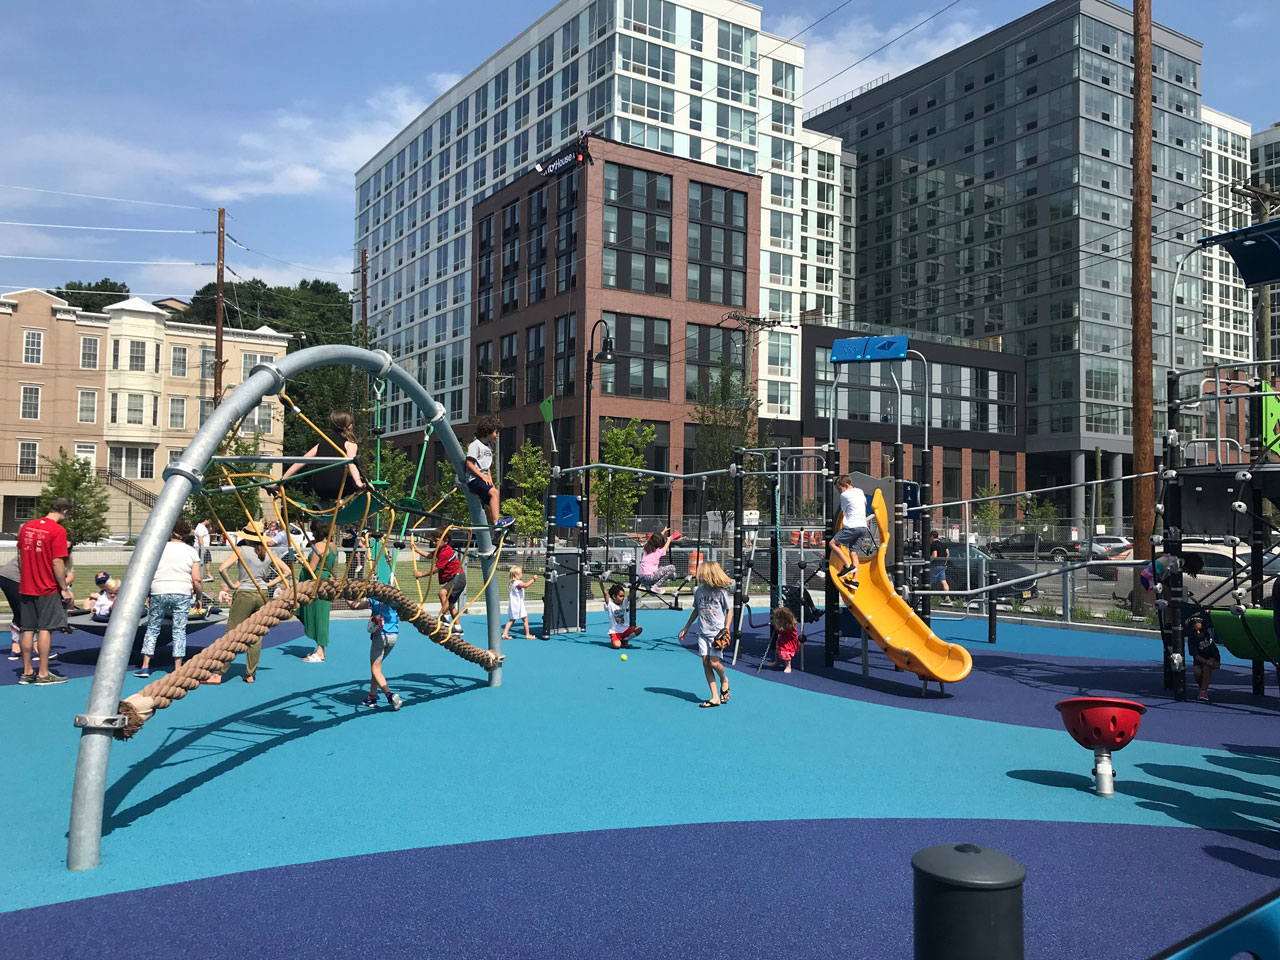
[988,571,999,644]
[912,843,1025,960]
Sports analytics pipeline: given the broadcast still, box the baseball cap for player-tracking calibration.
[94,571,110,585]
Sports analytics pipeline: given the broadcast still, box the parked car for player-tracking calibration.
[1091,536,1131,556]
[939,543,1041,601]
[1177,542,1280,609]
[987,532,1102,562]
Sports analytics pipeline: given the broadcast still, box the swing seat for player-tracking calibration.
[397,497,423,511]
[369,479,390,489]
[331,491,377,525]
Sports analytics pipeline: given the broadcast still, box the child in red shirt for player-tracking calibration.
[412,536,467,635]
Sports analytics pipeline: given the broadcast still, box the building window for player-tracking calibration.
[23,330,43,365]
[243,403,273,434]
[74,443,96,466]
[598,313,669,400]
[242,352,273,382]
[108,446,155,480]
[20,385,39,420]
[78,390,97,424]
[767,333,793,377]
[554,313,576,397]
[126,393,144,425]
[199,398,214,427]
[766,380,792,416]
[17,442,37,476]
[717,20,757,67]
[12,496,38,520]
[200,347,216,380]
[169,397,186,430]
[128,340,147,372]
[525,323,545,404]
[80,337,99,370]
[171,345,188,377]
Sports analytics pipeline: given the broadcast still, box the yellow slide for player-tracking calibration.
[829,488,972,686]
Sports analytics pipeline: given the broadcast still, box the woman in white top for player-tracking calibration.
[135,520,202,678]
[205,522,285,685]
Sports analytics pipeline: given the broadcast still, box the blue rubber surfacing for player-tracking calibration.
[1,610,1277,960]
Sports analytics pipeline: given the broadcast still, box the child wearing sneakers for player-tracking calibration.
[606,582,642,649]
[362,590,403,710]
[830,474,869,581]
[465,415,514,530]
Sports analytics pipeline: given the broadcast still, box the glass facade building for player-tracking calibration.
[1199,107,1251,365]
[805,0,1204,510]
[354,0,845,440]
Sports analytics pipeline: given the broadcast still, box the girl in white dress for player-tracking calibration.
[502,565,538,640]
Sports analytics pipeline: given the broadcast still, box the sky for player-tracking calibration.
[0,0,1274,310]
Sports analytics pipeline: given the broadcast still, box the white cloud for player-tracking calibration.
[130,253,355,301]
[766,6,991,112]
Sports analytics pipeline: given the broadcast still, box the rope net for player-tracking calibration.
[116,577,503,740]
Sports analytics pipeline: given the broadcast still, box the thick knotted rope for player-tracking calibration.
[116,577,503,740]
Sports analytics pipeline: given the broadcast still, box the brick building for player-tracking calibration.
[460,138,761,522]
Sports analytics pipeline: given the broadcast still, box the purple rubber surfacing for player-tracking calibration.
[1,818,1275,960]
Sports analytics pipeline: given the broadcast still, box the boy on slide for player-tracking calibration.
[830,474,869,581]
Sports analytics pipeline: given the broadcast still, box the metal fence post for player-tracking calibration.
[988,571,999,643]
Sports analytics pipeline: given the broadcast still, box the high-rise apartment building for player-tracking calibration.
[354,0,844,443]
[805,0,1204,521]
[1248,120,1280,360]
[1199,107,1251,365]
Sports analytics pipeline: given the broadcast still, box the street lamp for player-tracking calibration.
[579,318,616,586]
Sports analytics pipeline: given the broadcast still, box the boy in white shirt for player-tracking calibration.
[465,415,514,530]
[830,474,870,581]
[194,518,213,581]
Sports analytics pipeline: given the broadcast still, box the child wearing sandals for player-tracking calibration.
[678,561,733,708]
[606,582,643,649]
[764,606,799,673]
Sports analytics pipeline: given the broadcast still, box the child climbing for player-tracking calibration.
[678,561,734,707]
[637,527,681,592]
[830,474,869,581]
[412,534,466,635]
[502,565,537,640]
[1186,615,1220,703]
[276,410,366,505]
[605,581,642,649]
[765,606,799,673]
[465,415,514,530]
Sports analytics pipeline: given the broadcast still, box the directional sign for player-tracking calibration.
[830,334,909,364]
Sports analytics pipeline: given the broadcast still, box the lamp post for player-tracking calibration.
[579,318,616,601]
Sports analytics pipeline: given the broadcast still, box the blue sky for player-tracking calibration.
[0,0,1273,307]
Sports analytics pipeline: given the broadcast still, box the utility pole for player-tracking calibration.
[360,246,369,410]
[1233,183,1280,383]
[214,207,225,401]
[1130,0,1155,604]
[723,310,784,398]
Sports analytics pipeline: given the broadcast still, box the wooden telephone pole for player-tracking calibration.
[1130,0,1155,599]
[214,207,226,400]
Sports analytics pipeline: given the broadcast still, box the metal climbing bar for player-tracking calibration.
[67,344,504,873]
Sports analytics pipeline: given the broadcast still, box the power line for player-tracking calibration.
[0,220,211,234]
[0,183,217,211]
[225,233,356,277]
[0,254,213,266]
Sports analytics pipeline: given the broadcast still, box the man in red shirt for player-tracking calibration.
[18,497,72,685]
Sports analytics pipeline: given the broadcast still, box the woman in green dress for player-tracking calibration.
[300,518,338,662]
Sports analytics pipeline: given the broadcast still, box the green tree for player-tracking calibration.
[53,278,130,310]
[185,277,360,449]
[592,418,656,532]
[185,435,265,535]
[37,449,109,546]
[505,439,551,540]
[689,358,764,535]
[1018,494,1059,525]
[974,484,1003,538]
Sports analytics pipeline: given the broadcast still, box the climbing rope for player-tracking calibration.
[115,576,504,740]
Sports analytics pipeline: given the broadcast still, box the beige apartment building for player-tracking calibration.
[0,289,289,535]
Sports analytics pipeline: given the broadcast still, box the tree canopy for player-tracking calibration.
[37,449,110,545]
[504,439,551,540]
[53,278,130,311]
[592,419,656,533]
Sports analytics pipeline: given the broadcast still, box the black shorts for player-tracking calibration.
[18,593,66,633]
[443,569,467,606]
[465,475,493,499]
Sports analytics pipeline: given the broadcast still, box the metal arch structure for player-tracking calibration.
[66,345,504,871]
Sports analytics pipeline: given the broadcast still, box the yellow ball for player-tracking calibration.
[620,653,628,661]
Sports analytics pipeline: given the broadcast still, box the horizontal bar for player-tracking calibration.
[207,455,352,465]
[912,559,1147,597]
[929,471,1158,510]
[1172,358,1275,381]
[557,464,730,482]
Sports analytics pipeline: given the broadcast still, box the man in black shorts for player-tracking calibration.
[17,497,72,684]
[466,416,513,530]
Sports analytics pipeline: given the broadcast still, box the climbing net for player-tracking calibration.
[114,382,511,740]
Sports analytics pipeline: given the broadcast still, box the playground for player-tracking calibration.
[4,342,1280,959]
[2,607,1278,959]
